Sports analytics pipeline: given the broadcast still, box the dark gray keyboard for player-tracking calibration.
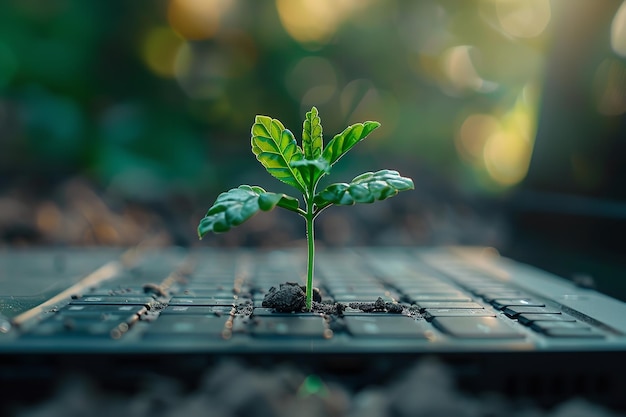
[13,248,611,343]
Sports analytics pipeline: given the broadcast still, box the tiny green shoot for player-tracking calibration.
[198,107,414,311]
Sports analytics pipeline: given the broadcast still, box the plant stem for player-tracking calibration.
[305,197,315,311]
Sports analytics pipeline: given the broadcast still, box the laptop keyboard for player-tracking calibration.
[14,248,612,344]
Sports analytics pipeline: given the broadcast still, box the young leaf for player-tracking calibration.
[251,116,306,193]
[322,121,380,167]
[198,185,299,237]
[314,169,414,206]
[302,106,323,159]
[290,157,330,172]
[290,157,331,188]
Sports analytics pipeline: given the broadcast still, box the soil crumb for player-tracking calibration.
[261,283,323,313]
[262,283,306,312]
[235,303,254,316]
[261,285,407,316]
[311,301,346,316]
[349,297,404,314]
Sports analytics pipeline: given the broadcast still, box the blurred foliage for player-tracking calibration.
[0,0,624,203]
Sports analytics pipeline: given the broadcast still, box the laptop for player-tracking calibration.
[1,1,626,413]
[1,248,626,409]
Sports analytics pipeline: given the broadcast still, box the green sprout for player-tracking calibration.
[198,107,414,311]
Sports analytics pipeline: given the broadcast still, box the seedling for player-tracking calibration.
[198,107,414,310]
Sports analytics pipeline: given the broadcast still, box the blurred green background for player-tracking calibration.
[0,0,625,247]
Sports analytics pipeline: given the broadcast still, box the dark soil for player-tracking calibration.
[348,298,404,314]
[261,283,310,312]
[261,282,407,315]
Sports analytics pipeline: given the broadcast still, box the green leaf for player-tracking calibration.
[290,157,331,187]
[290,157,330,173]
[198,185,299,237]
[322,121,380,167]
[314,169,414,206]
[302,106,323,160]
[251,115,306,193]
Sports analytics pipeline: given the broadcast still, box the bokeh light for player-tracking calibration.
[276,0,374,47]
[483,130,530,186]
[455,114,500,166]
[611,1,626,57]
[4,0,622,250]
[495,0,551,39]
[482,92,537,186]
[442,46,498,94]
[142,27,185,78]
[167,0,234,40]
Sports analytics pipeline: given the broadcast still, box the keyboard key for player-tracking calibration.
[423,308,496,319]
[178,289,236,298]
[181,283,233,292]
[416,301,483,310]
[143,315,228,338]
[344,316,428,338]
[517,313,576,325]
[333,294,396,303]
[528,318,606,338]
[330,288,389,297]
[159,306,232,316]
[530,321,591,332]
[23,308,139,338]
[70,296,155,305]
[432,317,525,339]
[60,304,146,317]
[479,292,531,301]
[54,313,129,323]
[251,316,327,338]
[24,320,124,338]
[542,328,605,338]
[407,293,472,302]
[472,286,525,294]
[403,284,458,293]
[491,298,545,310]
[168,297,235,306]
[503,306,560,317]
[326,284,383,294]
